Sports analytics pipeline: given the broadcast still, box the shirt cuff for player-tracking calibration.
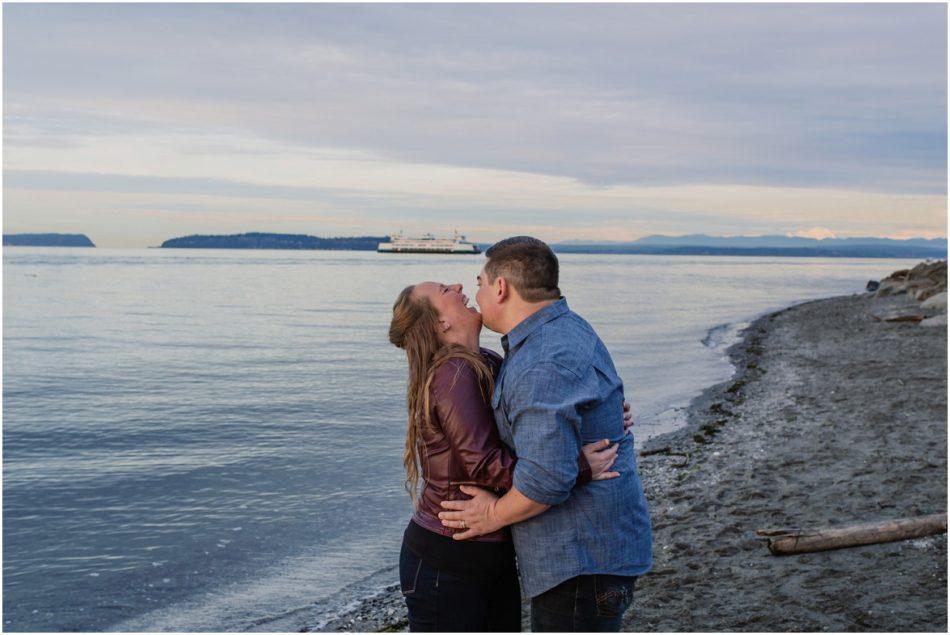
[513,463,573,506]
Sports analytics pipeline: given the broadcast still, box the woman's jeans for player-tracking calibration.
[530,574,637,632]
[399,540,522,632]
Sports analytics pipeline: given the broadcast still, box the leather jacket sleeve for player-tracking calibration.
[431,359,516,491]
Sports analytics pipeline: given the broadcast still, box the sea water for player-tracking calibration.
[2,248,919,631]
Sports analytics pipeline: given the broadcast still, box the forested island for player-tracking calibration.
[3,233,96,247]
[160,233,385,250]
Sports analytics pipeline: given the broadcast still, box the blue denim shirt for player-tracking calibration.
[493,298,652,598]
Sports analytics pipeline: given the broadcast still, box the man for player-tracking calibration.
[438,236,653,632]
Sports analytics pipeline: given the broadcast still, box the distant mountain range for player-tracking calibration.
[3,233,96,247]
[550,234,948,258]
[618,234,945,248]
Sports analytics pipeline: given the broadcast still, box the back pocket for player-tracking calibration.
[399,543,424,596]
[594,574,635,617]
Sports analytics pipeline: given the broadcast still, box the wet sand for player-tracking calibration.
[292,290,946,632]
[630,291,947,631]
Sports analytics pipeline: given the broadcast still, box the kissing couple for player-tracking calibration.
[389,236,652,632]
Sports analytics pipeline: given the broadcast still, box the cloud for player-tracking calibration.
[5,4,946,190]
[2,3,946,246]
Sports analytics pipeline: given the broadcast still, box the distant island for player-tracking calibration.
[161,233,385,250]
[156,232,948,259]
[3,233,95,247]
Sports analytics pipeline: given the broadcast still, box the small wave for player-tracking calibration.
[701,322,731,348]
[701,321,750,350]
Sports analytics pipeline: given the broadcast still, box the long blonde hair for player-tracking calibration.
[388,285,494,507]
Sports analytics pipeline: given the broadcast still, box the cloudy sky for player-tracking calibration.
[3,3,947,247]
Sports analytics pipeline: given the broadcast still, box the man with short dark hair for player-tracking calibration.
[480,236,562,302]
[438,236,653,632]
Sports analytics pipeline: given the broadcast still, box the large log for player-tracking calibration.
[870,309,926,323]
[639,446,671,457]
[757,513,947,556]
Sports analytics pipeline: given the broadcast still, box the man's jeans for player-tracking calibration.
[530,574,636,632]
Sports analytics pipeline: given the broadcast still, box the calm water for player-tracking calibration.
[3,248,917,631]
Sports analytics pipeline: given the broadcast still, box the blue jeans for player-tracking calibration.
[530,574,637,632]
[399,540,521,632]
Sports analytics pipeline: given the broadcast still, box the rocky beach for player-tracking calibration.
[273,262,947,633]
[628,261,947,632]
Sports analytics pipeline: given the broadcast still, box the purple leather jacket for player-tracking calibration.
[411,348,592,542]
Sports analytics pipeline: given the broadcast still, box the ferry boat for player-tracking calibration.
[377,231,481,254]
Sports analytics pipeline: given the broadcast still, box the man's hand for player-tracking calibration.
[439,485,502,540]
[582,439,620,480]
[623,400,634,435]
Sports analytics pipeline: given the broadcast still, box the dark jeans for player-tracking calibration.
[399,540,522,632]
[530,574,637,632]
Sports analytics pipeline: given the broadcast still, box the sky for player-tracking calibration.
[3,3,948,248]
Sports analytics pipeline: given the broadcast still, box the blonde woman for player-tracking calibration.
[389,281,629,632]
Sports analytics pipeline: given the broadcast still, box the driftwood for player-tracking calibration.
[869,309,926,323]
[757,513,947,556]
[638,446,690,467]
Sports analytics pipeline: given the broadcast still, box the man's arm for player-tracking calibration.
[506,362,586,505]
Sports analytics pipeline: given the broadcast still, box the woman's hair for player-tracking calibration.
[389,285,494,508]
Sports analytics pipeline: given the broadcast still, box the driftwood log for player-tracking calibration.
[639,446,672,457]
[638,446,690,467]
[869,309,926,323]
[757,513,947,555]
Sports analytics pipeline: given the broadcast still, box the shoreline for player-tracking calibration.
[269,288,947,632]
[252,305,772,633]
[628,289,946,631]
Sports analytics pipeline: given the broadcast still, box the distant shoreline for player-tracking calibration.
[151,232,950,258]
[10,245,943,259]
[5,232,945,259]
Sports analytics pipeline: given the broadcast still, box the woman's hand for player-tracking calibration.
[582,439,619,480]
[623,400,634,435]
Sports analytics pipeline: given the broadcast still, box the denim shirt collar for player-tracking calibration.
[501,297,569,355]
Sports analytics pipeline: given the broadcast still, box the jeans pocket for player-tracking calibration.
[593,575,635,618]
[399,544,424,596]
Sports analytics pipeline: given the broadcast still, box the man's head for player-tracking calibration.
[475,236,561,333]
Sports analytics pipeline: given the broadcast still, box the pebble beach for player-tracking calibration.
[629,287,947,631]
[285,265,948,633]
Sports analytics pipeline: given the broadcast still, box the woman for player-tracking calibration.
[389,281,629,632]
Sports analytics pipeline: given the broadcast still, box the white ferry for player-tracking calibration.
[377,231,481,254]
